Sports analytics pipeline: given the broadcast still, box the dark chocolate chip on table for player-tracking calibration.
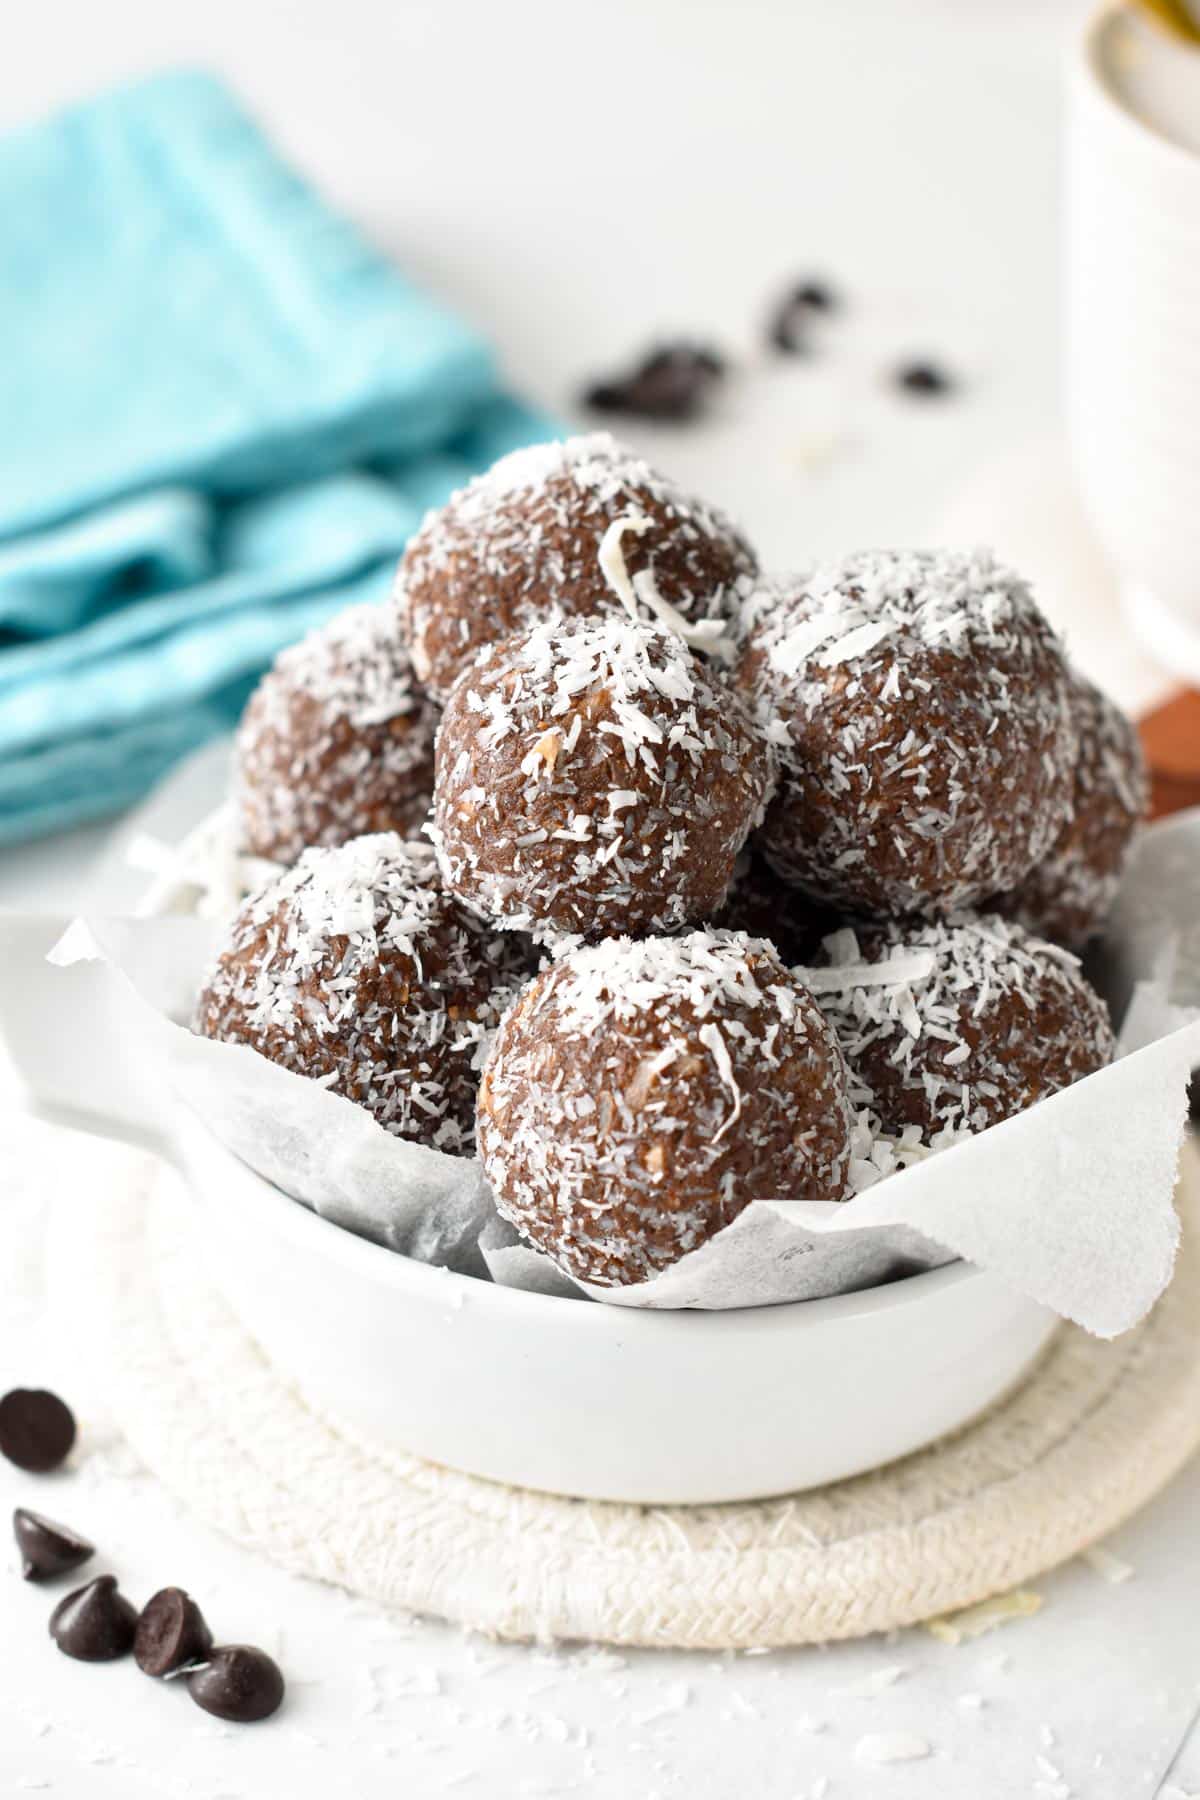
[642,341,725,378]
[768,302,808,355]
[894,359,956,397]
[13,1508,94,1582]
[0,1388,76,1473]
[135,1586,214,1678]
[582,340,725,421]
[792,279,837,312]
[767,278,840,353]
[188,1645,285,1723]
[49,1575,139,1662]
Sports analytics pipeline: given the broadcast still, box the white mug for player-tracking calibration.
[1066,3,1200,681]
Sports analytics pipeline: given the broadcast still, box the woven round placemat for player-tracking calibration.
[60,1149,1200,1651]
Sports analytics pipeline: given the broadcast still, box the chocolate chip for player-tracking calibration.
[894,360,956,397]
[13,1508,94,1582]
[793,280,836,312]
[0,1389,76,1473]
[49,1575,138,1662]
[135,1587,214,1677]
[584,381,629,412]
[767,279,840,353]
[768,303,807,355]
[188,1645,285,1723]
[583,341,725,421]
[643,342,726,379]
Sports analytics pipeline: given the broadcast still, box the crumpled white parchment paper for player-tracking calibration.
[37,809,1200,1336]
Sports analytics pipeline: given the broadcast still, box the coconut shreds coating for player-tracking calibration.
[477,930,854,1287]
[194,834,514,1152]
[991,669,1147,949]
[394,433,758,701]
[235,601,440,866]
[805,912,1116,1143]
[735,549,1077,918]
[430,614,772,942]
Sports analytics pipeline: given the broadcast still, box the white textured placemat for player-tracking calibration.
[54,1149,1200,1651]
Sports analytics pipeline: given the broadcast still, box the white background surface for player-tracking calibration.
[0,2,1196,1795]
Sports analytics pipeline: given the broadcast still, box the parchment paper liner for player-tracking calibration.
[48,809,1200,1336]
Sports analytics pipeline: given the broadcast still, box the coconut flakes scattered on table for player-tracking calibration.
[831,1664,907,1698]
[1081,1545,1135,1584]
[854,1731,932,1764]
[926,1589,1043,1645]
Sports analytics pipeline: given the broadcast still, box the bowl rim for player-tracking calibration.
[1077,1,1200,176]
[175,1106,984,1334]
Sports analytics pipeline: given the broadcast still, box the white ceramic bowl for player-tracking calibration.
[172,1109,1056,1504]
[0,909,1057,1506]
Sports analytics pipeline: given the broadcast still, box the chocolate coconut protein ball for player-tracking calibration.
[993,669,1147,950]
[194,835,507,1152]
[395,433,757,701]
[807,913,1116,1143]
[235,601,439,866]
[477,931,853,1287]
[431,614,771,942]
[735,549,1077,919]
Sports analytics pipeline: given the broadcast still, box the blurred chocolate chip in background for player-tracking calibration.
[582,340,726,420]
[0,1388,76,1472]
[894,359,957,397]
[792,279,837,312]
[767,278,841,354]
[135,1586,215,1678]
[49,1575,138,1662]
[188,1644,285,1723]
[13,1508,94,1582]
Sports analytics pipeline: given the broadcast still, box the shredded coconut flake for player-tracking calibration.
[1081,1545,1134,1585]
[926,1588,1043,1645]
[854,1732,932,1765]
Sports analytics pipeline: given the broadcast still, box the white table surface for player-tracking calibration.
[0,2,1196,1795]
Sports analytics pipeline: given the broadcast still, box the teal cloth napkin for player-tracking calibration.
[0,69,555,846]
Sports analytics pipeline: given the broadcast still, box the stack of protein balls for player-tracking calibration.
[196,434,1146,1290]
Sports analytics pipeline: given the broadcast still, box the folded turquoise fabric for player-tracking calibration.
[0,69,555,846]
